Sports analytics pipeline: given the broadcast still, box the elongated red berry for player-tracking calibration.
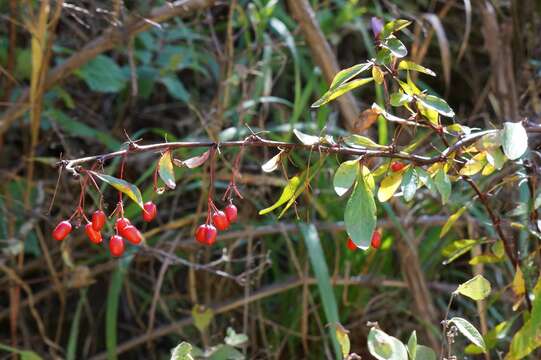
[390,161,405,172]
[371,230,382,249]
[195,224,217,246]
[142,202,157,222]
[346,238,357,251]
[115,217,130,232]
[52,220,72,241]
[91,210,106,231]
[212,210,229,231]
[109,235,125,257]
[121,225,142,245]
[224,204,238,223]
[85,223,102,244]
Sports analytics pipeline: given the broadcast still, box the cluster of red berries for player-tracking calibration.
[52,201,158,257]
[346,230,382,251]
[195,203,238,246]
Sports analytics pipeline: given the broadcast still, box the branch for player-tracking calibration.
[0,0,216,136]
[61,131,500,175]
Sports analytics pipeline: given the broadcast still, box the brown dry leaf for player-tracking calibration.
[354,108,379,134]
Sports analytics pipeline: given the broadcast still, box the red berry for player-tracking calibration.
[52,220,72,241]
[224,204,238,223]
[346,237,357,251]
[195,224,217,246]
[390,161,405,172]
[142,201,157,222]
[115,217,130,232]
[121,225,142,245]
[85,223,103,244]
[212,210,229,231]
[371,230,382,249]
[91,210,106,231]
[109,235,125,257]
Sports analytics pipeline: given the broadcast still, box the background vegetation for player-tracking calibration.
[0,0,540,359]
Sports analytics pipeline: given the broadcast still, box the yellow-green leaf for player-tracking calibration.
[92,172,144,209]
[372,65,384,84]
[344,134,384,149]
[191,305,213,333]
[381,19,412,38]
[335,323,350,358]
[158,150,176,190]
[378,171,404,202]
[512,266,525,297]
[312,78,373,108]
[259,175,302,215]
[440,206,467,238]
[442,239,479,265]
[455,274,491,301]
[449,317,487,353]
[459,152,486,176]
[398,60,436,76]
[329,62,372,90]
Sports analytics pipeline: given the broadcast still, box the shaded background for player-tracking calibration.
[0,0,540,359]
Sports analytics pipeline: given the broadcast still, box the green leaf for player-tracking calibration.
[440,206,467,238]
[311,78,373,108]
[20,352,43,360]
[92,173,144,209]
[416,168,438,196]
[381,19,412,38]
[207,345,244,360]
[501,122,528,160]
[192,305,214,333]
[345,174,377,250]
[415,345,436,360]
[300,224,341,359]
[378,171,404,202]
[335,323,351,358]
[466,319,515,354]
[224,328,248,348]
[293,129,319,145]
[434,168,451,204]
[76,55,127,93]
[398,61,436,76]
[66,290,87,360]
[485,147,507,170]
[381,36,408,58]
[258,174,302,215]
[170,342,194,360]
[442,239,479,265]
[158,150,176,190]
[344,134,384,148]
[329,63,372,90]
[407,331,417,360]
[160,75,190,102]
[401,167,417,202]
[367,327,408,360]
[449,317,487,353]
[334,160,359,196]
[455,274,491,301]
[390,92,412,107]
[416,94,455,117]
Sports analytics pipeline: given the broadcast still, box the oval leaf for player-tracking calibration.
[416,94,455,117]
[501,122,528,160]
[434,168,451,204]
[262,150,284,173]
[345,174,377,250]
[455,274,491,301]
[381,37,408,58]
[183,150,210,169]
[378,171,404,202]
[158,150,176,190]
[293,129,320,145]
[334,160,359,196]
[367,327,409,360]
[449,317,487,353]
[92,172,144,209]
[401,167,418,202]
[344,134,384,149]
[191,305,213,333]
[381,19,412,38]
